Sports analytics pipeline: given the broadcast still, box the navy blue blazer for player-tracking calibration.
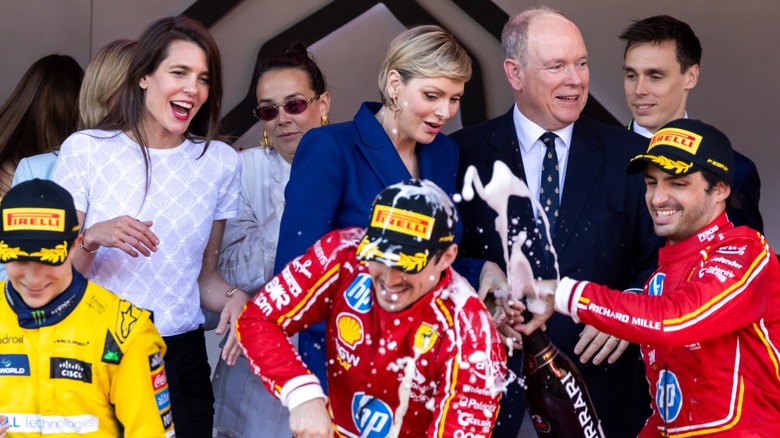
[273,102,460,392]
[628,118,763,233]
[275,101,460,272]
[453,108,662,438]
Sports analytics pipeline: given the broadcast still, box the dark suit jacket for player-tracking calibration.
[453,108,663,438]
[274,102,460,392]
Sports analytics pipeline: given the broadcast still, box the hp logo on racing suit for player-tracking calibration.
[648,273,666,297]
[351,392,392,437]
[344,274,373,313]
[655,369,682,422]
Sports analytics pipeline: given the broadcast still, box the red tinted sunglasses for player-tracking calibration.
[253,95,320,121]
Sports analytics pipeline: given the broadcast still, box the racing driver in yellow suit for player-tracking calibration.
[0,179,174,437]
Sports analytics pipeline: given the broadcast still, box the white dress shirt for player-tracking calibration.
[513,104,573,221]
[630,111,688,138]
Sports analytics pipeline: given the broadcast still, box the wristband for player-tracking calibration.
[79,228,99,254]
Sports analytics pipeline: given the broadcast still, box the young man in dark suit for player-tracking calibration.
[452,7,661,437]
[620,15,763,233]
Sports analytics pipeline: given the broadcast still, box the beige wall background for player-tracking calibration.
[2,0,778,250]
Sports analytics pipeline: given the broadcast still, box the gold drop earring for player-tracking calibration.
[321,115,329,126]
[260,130,271,148]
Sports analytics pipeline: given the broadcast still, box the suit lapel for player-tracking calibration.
[354,104,411,186]
[487,110,545,270]
[554,119,603,254]
[490,111,534,223]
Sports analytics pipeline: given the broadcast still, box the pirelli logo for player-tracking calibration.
[3,208,66,232]
[371,205,434,240]
[648,128,702,155]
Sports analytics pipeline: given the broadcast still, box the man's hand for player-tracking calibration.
[575,325,629,365]
[493,295,525,352]
[477,261,509,301]
[477,262,523,350]
[512,279,556,335]
[218,292,250,366]
[289,398,333,438]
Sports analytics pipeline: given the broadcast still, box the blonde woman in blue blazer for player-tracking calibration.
[273,25,471,395]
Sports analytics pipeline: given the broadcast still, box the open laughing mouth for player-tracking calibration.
[171,101,193,120]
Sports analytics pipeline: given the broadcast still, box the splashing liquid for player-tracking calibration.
[461,161,605,438]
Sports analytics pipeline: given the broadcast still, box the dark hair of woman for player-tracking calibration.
[255,42,327,95]
[0,54,84,193]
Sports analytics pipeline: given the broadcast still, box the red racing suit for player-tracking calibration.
[237,228,507,438]
[554,213,780,436]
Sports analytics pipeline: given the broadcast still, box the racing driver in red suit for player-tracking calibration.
[237,179,507,438]
[518,119,780,437]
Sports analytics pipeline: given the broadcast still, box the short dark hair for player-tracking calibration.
[255,42,327,96]
[701,169,739,210]
[619,15,702,73]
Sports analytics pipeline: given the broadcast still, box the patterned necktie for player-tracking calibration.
[539,132,560,257]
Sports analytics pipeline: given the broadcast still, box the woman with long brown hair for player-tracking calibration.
[54,16,244,437]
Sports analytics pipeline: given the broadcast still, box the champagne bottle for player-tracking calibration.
[521,311,605,438]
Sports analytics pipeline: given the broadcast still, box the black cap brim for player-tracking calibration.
[0,238,75,266]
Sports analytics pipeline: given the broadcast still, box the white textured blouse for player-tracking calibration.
[54,130,240,336]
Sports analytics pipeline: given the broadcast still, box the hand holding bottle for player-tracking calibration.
[511,279,556,335]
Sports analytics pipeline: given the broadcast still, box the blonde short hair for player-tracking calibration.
[377,25,471,106]
[78,39,137,129]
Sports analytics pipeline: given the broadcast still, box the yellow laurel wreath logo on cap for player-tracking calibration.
[356,235,380,260]
[0,240,29,261]
[30,241,69,264]
[397,251,429,272]
[647,155,694,174]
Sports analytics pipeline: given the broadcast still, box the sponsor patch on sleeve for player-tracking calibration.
[115,300,139,344]
[151,368,168,392]
[160,409,174,430]
[101,331,123,364]
[155,388,171,412]
[148,350,164,371]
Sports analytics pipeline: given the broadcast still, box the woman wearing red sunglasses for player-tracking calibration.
[211,42,331,438]
[270,24,471,427]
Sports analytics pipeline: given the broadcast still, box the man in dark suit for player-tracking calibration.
[452,7,661,437]
[620,15,763,232]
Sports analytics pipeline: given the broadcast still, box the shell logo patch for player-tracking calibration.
[371,205,434,240]
[337,313,364,350]
[413,323,438,354]
[649,128,702,156]
[3,208,66,232]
